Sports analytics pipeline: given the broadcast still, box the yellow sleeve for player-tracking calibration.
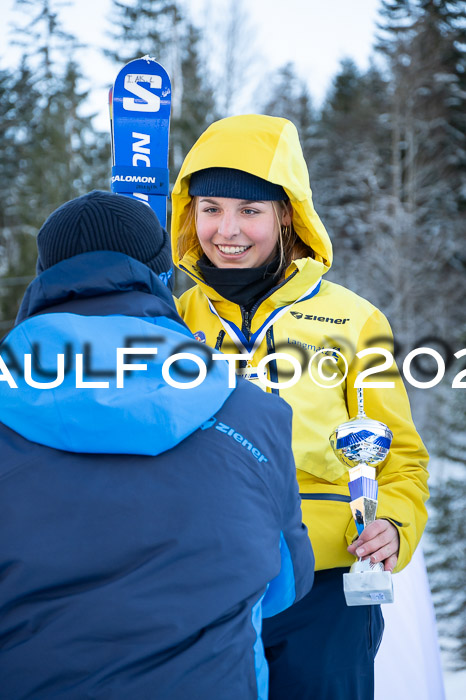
[346,309,429,572]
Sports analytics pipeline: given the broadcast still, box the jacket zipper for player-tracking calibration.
[266,327,279,395]
[238,308,251,371]
[248,268,299,319]
[214,330,225,351]
[239,267,299,346]
[241,308,251,339]
[300,493,351,502]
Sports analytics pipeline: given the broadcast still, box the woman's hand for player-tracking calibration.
[347,519,400,573]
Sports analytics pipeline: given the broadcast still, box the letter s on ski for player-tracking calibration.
[123,74,162,112]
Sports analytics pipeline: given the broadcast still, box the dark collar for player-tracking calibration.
[16,251,177,324]
[197,254,282,311]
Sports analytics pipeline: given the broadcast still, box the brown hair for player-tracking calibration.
[177,198,198,261]
[272,201,314,272]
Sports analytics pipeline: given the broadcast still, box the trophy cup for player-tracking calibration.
[329,387,395,606]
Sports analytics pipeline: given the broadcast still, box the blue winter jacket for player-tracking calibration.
[0,251,314,700]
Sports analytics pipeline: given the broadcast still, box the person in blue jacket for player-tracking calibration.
[0,190,314,700]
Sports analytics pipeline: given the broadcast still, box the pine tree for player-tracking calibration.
[171,21,217,173]
[214,0,258,116]
[0,64,38,331]
[17,59,108,225]
[424,380,466,670]
[374,0,465,344]
[105,0,181,66]
[308,59,391,298]
[0,58,44,329]
[12,0,111,210]
[262,63,316,163]
[170,21,217,295]
[0,0,110,330]
[11,0,76,80]
[376,1,466,672]
[0,67,19,274]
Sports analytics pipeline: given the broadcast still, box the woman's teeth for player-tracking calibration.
[217,244,250,255]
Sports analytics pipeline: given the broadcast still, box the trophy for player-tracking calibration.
[329,387,395,606]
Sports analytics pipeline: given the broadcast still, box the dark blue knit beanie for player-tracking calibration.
[36,190,174,290]
[189,167,288,201]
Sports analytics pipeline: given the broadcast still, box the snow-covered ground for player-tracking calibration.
[443,668,466,699]
[426,458,465,699]
[374,541,465,699]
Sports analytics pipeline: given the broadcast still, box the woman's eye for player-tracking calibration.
[202,207,218,214]
[242,208,258,215]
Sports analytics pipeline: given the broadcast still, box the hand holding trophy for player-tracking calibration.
[329,386,395,606]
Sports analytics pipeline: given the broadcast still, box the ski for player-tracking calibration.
[109,55,172,228]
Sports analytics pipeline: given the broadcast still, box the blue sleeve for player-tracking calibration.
[262,410,314,618]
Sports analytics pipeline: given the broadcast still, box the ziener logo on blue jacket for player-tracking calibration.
[200,416,268,463]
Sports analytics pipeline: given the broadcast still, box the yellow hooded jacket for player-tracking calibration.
[171,114,429,572]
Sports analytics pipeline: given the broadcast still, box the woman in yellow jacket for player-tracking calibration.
[171,114,429,699]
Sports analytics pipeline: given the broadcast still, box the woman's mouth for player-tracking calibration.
[216,244,252,255]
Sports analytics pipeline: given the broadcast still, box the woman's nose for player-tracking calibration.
[218,212,240,238]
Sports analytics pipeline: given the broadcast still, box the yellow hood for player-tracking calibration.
[171,114,333,272]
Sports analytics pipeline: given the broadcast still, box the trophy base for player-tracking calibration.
[343,562,394,606]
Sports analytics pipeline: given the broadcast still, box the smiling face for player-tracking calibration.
[195,197,290,269]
